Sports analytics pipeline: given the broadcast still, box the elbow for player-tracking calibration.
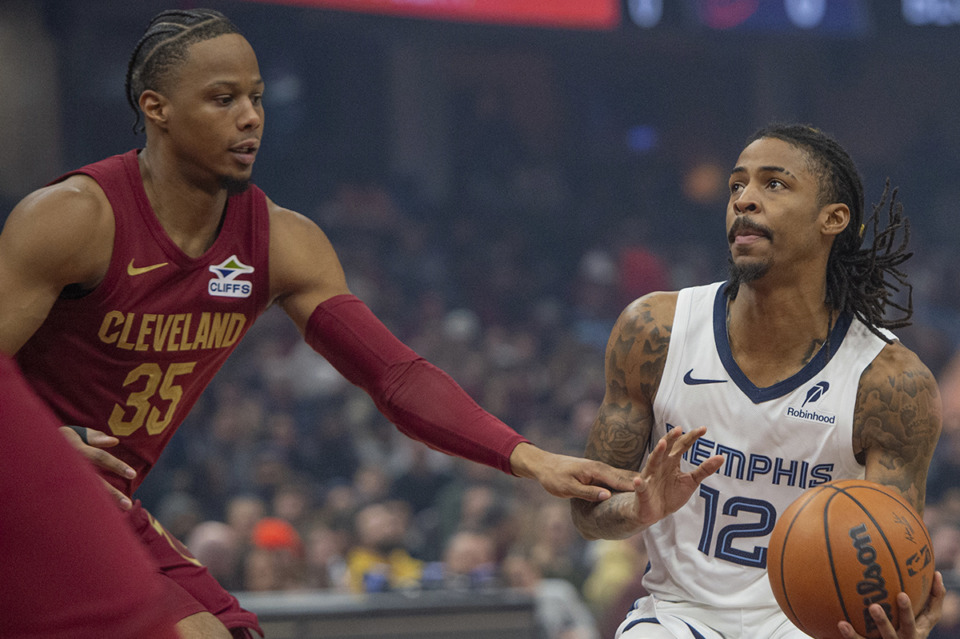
[570,500,601,540]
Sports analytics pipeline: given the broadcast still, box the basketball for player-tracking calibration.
[767,480,935,639]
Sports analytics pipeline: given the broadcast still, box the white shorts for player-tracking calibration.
[616,594,809,639]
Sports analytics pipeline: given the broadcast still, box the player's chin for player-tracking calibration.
[728,256,771,283]
[219,174,253,196]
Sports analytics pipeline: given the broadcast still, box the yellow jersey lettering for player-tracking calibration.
[193,313,211,350]
[135,314,156,352]
[179,314,194,351]
[208,313,230,348]
[116,312,137,350]
[166,315,185,352]
[99,311,249,352]
[153,314,174,352]
[98,310,125,345]
[222,313,246,347]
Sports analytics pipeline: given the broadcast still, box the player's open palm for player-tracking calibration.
[633,426,724,528]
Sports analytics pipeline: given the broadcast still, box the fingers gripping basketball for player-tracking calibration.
[767,480,935,639]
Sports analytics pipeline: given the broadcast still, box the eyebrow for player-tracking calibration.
[206,77,264,90]
[730,165,796,178]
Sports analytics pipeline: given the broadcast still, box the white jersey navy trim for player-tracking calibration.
[713,283,854,403]
[641,281,891,611]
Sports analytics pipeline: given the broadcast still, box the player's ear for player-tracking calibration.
[139,90,169,130]
[820,203,849,237]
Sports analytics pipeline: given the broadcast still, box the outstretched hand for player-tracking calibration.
[510,442,642,501]
[632,426,725,528]
[837,571,946,639]
[59,426,136,510]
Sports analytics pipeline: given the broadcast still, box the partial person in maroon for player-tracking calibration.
[0,355,179,639]
[0,8,641,639]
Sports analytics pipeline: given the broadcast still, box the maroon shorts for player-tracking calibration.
[125,502,263,637]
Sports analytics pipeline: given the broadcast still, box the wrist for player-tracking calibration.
[509,442,546,479]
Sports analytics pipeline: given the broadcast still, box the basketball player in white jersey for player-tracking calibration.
[571,124,945,639]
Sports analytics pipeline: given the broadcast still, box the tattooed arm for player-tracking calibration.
[840,350,944,639]
[571,292,724,540]
[854,341,942,515]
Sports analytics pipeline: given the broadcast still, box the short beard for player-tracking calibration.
[220,176,251,196]
[726,257,771,299]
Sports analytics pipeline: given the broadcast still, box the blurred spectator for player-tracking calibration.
[438,529,499,591]
[226,494,267,548]
[186,521,243,592]
[502,546,600,639]
[345,501,423,593]
[352,463,393,507]
[581,536,651,638]
[301,516,350,590]
[525,501,592,590]
[390,443,455,515]
[155,491,202,543]
[243,517,306,592]
[570,249,620,350]
[272,479,316,531]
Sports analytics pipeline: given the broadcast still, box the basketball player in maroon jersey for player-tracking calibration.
[0,354,179,638]
[0,8,651,638]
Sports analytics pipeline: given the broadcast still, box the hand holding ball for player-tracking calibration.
[767,480,934,639]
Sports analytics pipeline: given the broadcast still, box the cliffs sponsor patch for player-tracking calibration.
[209,255,254,298]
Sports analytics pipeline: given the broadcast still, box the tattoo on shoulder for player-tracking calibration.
[614,300,671,399]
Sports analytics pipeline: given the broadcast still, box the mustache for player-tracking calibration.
[728,217,772,243]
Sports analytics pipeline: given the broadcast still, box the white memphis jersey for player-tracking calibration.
[644,281,893,610]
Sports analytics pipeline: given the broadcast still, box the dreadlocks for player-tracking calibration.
[125,8,242,133]
[726,124,913,343]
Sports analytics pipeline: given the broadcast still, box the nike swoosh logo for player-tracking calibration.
[127,259,169,276]
[683,369,727,385]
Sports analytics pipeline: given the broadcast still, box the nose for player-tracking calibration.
[732,184,759,215]
[238,98,262,130]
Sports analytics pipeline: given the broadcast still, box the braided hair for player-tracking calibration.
[726,124,913,342]
[125,8,242,133]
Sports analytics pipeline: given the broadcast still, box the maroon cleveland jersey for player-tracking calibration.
[17,150,272,497]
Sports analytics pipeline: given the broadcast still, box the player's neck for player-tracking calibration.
[138,147,229,257]
[726,281,835,386]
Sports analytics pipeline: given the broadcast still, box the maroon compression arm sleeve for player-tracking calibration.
[305,294,529,474]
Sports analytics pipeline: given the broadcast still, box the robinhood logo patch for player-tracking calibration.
[785,381,836,424]
[208,255,254,298]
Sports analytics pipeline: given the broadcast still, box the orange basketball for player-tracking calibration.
[767,480,935,639]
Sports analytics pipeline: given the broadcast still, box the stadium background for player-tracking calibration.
[3,1,960,636]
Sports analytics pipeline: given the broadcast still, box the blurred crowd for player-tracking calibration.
[135,161,960,638]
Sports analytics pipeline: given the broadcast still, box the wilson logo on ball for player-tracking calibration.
[849,523,891,633]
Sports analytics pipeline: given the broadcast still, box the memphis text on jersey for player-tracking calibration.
[671,423,835,490]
